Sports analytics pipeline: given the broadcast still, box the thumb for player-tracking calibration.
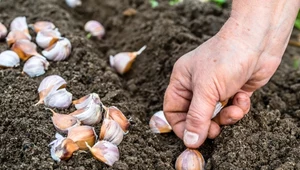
[183,90,216,148]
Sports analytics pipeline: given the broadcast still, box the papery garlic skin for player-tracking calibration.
[10,16,31,38]
[42,38,71,61]
[84,20,105,39]
[65,0,82,8]
[44,88,72,109]
[86,140,120,166]
[0,50,20,68]
[36,29,61,49]
[108,106,130,133]
[70,102,102,125]
[149,111,172,133]
[0,23,7,40]
[6,30,31,46]
[100,118,124,145]
[23,55,49,77]
[175,149,205,170]
[73,93,102,110]
[31,21,55,33]
[11,39,39,61]
[67,125,97,150]
[212,100,228,118]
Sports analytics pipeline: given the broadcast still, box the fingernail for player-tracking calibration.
[183,130,199,146]
[237,98,248,107]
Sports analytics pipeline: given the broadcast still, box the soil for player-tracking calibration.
[0,0,299,169]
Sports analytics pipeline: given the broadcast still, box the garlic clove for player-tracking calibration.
[31,21,55,33]
[70,102,102,125]
[36,75,67,105]
[6,30,31,46]
[10,16,30,37]
[84,20,105,39]
[86,140,119,166]
[67,125,97,150]
[175,148,205,170]
[109,45,146,74]
[47,108,81,134]
[107,106,130,133]
[22,55,49,77]
[36,29,61,49]
[211,100,228,118]
[44,88,72,109]
[99,118,124,145]
[149,110,172,133]
[0,50,20,68]
[11,39,39,61]
[42,38,71,61]
[49,133,79,162]
[73,93,102,110]
[0,23,7,40]
[65,0,82,8]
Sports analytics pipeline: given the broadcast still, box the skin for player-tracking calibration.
[164,0,300,148]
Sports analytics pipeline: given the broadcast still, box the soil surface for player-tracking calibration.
[0,0,299,169]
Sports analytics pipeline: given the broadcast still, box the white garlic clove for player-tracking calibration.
[42,38,71,61]
[49,133,79,162]
[72,93,102,110]
[109,45,146,74]
[149,110,172,133]
[22,55,49,77]
[11,39,39,61]
[86,140,120,166]
[84,20,105,39]
[212,100,228,118]
[0,50,20,68]
[70,102,102,125]
[44,88,72,109]
[99,118,124,145]
[175,149,205,170]
[6,30,31,46]
[65,0,82,8]
[67,125,97,150]
[0,23,7,40]
[31,21,55,33]
[10,16,31,38]
[107,106,130,133]
[36,29,61,49]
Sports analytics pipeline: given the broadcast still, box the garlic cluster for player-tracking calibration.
[0,50,20,68]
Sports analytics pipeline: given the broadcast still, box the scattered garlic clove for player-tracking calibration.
[31,21,55,33]
[10,16,30,37]
[36,75,67,105]
[107,106,130,133]
[0,50,20,68]
[86,140,120,166]
[109,45,146,74]
[149,110,172,133]
[47,108,81,134]
[67,125,97,150]
[84,20,105,39]
[0,23,7,40]
[11,39,40,61]
[175,149,205,170]
[99,118,124,145]
[65,0,82,8]
[42,38,71,61]
[49,133,79,162]
[70,102,102,125]
[44,88,73,109]
[36,29,62,49]
[22,55,49,77]
[6,30,31,46]
[73,93,102,110]
[212,100,228,118]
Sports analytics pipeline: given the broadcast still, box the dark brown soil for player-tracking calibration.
[0,0,299,169]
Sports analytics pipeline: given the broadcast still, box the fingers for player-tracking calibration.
[207,121,221,139]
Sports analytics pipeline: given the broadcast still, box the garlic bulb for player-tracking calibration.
[67,125,97,150]
[175,149,205,170]
[149,110,172,133]
[99,118,124,145]
[86,140,119,166]
[36,29,61,49]
[11,39,40,61]
[70,102,102,125]
[6,30,31,46]
[22,55,49,77]
[107,106,130,133]
[31,21,55,33]
[212,100,228,118]
[0,50,20,68]
[73,93,102,110]
[10,16,30,38]
[65,0,82,8]
[42,38,71,61]
[84,20,105,39]
[0,23,7,40]
[109,45,146,74]
[44,88,72,109]
[49,133,79,162]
